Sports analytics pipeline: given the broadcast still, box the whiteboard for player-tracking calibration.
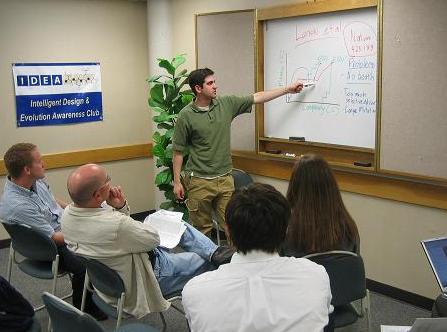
[264,8,377,148]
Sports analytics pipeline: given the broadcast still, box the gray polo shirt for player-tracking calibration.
[172,95,254,177]
[0,178,63,238]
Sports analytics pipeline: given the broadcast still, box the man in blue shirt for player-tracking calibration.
[0,143,106,320]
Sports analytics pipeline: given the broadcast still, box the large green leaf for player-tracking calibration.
[150,106,165,114]
[153,112,176,123]
[158,59,175,75]
[164,147,173,160]
[160,200,175,210]
[146,74,162,83]
[171,54,186,69]
[165,128,174,139]
[155,169,173,186]
[164,189,176,201]
[150,84,165,104]
[152,143,165,158]
[152,131,162,144]
[157,123,174,130]
[148,98,167,110]
[158,183,173,192]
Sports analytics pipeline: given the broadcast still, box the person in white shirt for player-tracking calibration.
[182,183,333,332]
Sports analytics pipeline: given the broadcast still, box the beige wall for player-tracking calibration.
[0,1,154,238]
[167,0,447,299]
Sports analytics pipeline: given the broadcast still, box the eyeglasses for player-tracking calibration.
[95,174,111,193]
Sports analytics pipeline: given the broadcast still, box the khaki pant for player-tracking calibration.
[184,174,234,236]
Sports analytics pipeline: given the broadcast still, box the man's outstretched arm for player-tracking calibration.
[253,81,303,104]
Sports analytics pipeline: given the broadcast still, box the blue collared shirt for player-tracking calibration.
[0,178,63,238]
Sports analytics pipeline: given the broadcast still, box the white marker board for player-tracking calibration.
[264,7,377,148]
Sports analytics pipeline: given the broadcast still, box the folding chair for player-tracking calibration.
[43,292,159,332]
[81,257,184,332]
[304,250,371,331]
[3,222,71,311]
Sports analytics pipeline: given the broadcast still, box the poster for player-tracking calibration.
[12,62,103,127]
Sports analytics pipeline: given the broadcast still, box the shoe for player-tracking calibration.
[85,303,108,321]
[211,245,235,266]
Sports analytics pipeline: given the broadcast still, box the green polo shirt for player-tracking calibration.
[173,95,254,177]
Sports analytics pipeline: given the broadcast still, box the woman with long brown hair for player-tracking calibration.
[282,154,359,257]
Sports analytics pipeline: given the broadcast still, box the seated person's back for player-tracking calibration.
[182,183,332,332]
[282,154,360,257]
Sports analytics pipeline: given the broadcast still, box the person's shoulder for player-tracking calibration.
[278,256,328,274]
[183,269,221,292]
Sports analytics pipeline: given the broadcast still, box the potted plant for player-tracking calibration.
[147,54,194,215]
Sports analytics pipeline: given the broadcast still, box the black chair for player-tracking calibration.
[304,250,371,331]
[3,222,71,311]
[212,168,254,245]
[81,257,183,332]
[42,292,159,332]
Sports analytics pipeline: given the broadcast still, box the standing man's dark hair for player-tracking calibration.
[225,183,290,254]
[188,68,214,95]
[3,143,37,178]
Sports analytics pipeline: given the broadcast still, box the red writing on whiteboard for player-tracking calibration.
[343,21,376,57]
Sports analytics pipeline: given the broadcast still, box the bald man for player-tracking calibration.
[61,164,233,318]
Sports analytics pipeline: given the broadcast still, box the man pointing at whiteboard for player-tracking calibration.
[172,67,303,236]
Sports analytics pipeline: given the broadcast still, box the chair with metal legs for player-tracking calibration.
[3,222,72,311]
[81,257,184,332]
[43,292,159,332]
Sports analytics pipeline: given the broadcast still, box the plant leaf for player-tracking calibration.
[155,169,172,186]
[158,59,175,75]
[152,131,162,144]
[171,54,186,69]
[150,84,165,104]
[157,123,174,130]
[147,74,162,83]
[152,144,165,158]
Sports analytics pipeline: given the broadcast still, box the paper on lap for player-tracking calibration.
[143,209,186,249]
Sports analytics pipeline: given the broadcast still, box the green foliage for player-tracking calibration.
[148,54,194,217]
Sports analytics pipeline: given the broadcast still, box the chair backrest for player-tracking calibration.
[3,223,57,262]
[42,292,105,332]
[84,258,125,299]
[305,251,366,306]
[232,168,253,189]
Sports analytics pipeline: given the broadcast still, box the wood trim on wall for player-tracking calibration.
[232,151,447,210]
[0,143,153,176]
[257,0,377,21]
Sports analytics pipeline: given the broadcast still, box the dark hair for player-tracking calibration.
[225,183,290,254]
[188,68,214,95]
[3,143,37,178]
[285,154,359,254]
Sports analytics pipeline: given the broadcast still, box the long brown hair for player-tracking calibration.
[285,154,358,254]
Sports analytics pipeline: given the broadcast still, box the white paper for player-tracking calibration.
[380,326,411,332]
[143,209,186,249]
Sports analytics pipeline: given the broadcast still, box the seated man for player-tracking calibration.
[61,163,233,318]
[182,183,333,332]
[0,143,105,320]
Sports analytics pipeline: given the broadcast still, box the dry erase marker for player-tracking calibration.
[303,83,316,87]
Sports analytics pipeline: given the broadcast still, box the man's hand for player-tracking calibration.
[286,81,304,94]
[174,182,185,201]
[107,186,127,209]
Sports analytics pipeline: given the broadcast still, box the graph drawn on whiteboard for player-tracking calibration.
[264,8,377,148]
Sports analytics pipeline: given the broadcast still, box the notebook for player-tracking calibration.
[421,236,447,293]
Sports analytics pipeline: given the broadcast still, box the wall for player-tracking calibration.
[168,0,447,299]
[0,0,154,239]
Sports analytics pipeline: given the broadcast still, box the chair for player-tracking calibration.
[212,168,254,245]
[303,250,371,331]
[3,222,71,311]
[81,257,184,332]
[42,292,159,332]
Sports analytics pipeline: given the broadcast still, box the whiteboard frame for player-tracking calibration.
[255,0,379,170]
